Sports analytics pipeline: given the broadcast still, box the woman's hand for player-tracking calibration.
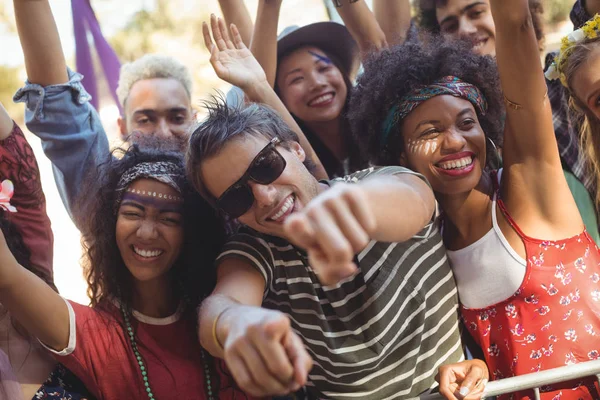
[203,14,268,92]
[437,359,489,400]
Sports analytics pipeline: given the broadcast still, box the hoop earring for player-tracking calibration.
[486,137,502,169]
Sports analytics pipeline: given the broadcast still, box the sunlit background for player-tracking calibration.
[0,0,578,304]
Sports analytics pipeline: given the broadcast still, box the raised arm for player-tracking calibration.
[14,0,67,86]
[373,0,412,46]
[13,0,110,229]
[284,171,435,285]
[0,103,13,141]
[335,0,388,55]
[218,0,254,47]
[199,258,312,397]
[249,0,282,88]
[490,0,582,230]
[0,230,69,353]
[204,15,328,180]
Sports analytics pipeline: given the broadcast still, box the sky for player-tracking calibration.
[0,0,332,303]
[0,0,155,67]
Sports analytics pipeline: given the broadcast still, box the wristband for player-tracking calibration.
[212,307,231,352]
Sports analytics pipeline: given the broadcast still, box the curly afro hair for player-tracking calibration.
[416,0,545,52]
[78,142,225,312]
[348,36,504,167]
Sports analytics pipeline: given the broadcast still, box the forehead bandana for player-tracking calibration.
[114,161,184,214]
[380,76,488,146]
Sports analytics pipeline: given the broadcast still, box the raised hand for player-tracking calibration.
[283,183,376,286]
[222,306,313,396]
[202,14,267,91]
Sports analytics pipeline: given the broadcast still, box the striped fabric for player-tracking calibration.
[218,167,464,399]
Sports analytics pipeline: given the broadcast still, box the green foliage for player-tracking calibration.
[0,65,23,120]
[544,0,574,25]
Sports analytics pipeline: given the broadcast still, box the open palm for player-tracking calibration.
[203,15,267,90]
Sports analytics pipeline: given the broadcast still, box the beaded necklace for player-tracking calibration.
[119,303,215,399]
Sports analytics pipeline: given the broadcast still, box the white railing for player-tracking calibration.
[419,360,600,400]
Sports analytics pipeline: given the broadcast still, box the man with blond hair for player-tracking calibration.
[15,48,196,228]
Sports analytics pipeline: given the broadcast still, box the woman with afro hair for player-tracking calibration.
[415,0,600,214]
[351,0,600,399]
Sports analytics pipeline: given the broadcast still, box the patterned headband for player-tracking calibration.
[114,161,184,213]
[380,76,488,145]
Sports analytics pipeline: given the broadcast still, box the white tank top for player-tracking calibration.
[446,171,527,309]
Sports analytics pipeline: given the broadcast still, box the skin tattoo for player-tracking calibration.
[407,138,439,156]
[308,50,332,65]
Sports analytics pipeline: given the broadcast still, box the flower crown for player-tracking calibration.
[545,14,600,86]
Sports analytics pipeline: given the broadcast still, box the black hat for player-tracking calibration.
[277,22,360,79]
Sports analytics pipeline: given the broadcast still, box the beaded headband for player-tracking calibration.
[381,76,488,145]
[114,161,183,213]
[545,14,600,86]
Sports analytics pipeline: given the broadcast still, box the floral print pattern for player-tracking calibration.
[461,193,600,399]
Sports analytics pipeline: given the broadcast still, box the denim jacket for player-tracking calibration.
[13,69,110,230]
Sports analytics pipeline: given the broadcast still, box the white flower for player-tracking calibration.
[545,63,560,81]
[568,29,586,43]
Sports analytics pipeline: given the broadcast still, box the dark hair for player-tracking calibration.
[349,36,504,167]
[275,46,364,176]
[416,0,545,51]
[79,143,225,312]
[186,97,310,203]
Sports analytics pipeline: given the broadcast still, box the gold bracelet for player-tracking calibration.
[504,90,548,111]
[212,307,231,352]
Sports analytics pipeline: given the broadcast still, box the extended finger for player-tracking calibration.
[283,331,312,390]
[309,207,354,265]
[224,351,264,397]
[230,23,247,50]
[202,22,215,53]
[327,200,371,254]
[284,214,319,251]
[217,17,236,50]
[210,14,228,51]
[237,339,290,395]
[343,188,377,235]
[307,248,356,286]
[251,320,295,384]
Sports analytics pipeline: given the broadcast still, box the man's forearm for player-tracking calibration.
[362,174,435,243]
[199,294,241,358]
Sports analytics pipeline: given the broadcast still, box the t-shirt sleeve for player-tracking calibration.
[40,300,120,397]
[0,123,54,289]
[216,232,275,298]
[330,166,437,240]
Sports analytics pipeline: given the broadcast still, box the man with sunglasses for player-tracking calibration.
[187,101,463,399]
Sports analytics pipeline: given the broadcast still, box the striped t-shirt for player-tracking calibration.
[217,166,463,399]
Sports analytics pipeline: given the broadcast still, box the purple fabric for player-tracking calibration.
[71,0,122,113]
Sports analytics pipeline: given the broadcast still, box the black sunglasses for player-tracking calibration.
[216,137,287,218]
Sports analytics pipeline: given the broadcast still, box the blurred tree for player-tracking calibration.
[0,2,15,33]
[107,0,220,103]
[544,0,573,25]
[0,65,23,120]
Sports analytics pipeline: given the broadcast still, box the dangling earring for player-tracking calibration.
[486,137,502,170]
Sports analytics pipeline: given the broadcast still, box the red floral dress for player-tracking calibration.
[461,188,600,400]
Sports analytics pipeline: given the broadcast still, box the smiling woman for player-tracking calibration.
[0,137,256,399]
[550,17,600,213]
